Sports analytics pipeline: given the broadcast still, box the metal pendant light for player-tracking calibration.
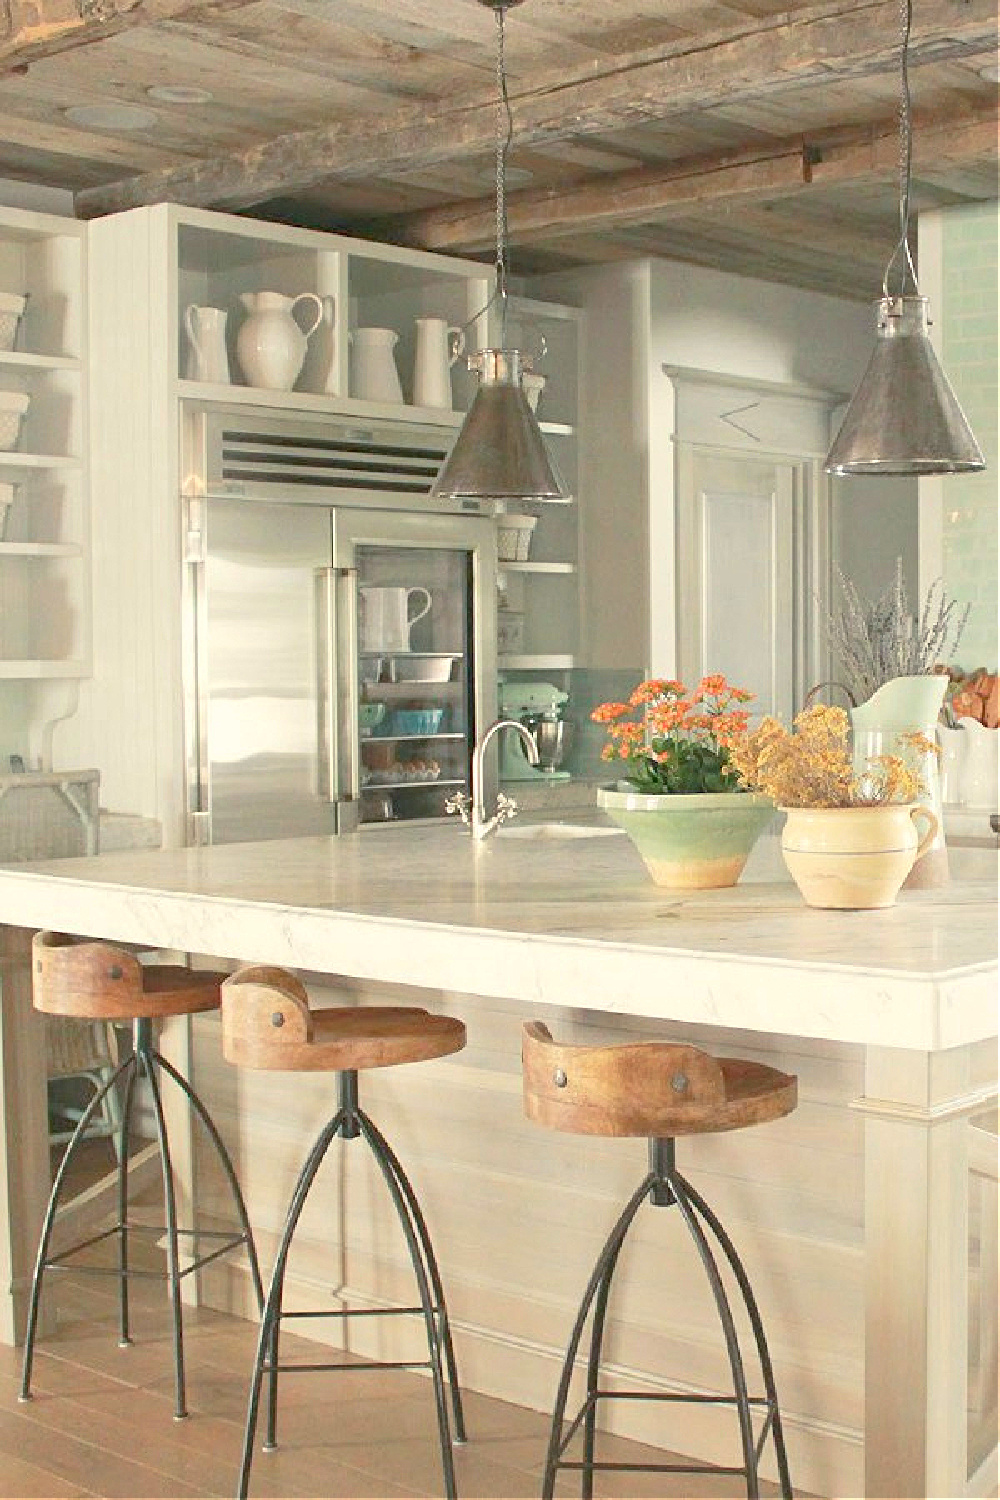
[430,0,567,503]
[824,0,985,477]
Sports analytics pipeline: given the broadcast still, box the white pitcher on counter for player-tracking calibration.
[349,326,403,404]
[412,317,465,409]
[183,305,231,384]
[236,291,323,391]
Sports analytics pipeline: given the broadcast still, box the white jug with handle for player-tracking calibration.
[412,317,465,409]
[236,291,323,391]
[349,327,403,404]
[183,305,231,384]
[359,585,432,653]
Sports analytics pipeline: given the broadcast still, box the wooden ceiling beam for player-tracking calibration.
[398,103,999,252]
[73,0,997,218]
[0,0,253,72]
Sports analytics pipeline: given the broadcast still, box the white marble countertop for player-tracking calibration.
[0,824,995,1052]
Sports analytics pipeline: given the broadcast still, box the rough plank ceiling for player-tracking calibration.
[0,0,996,298]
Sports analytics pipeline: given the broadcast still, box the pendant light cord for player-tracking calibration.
[882,0,919,301]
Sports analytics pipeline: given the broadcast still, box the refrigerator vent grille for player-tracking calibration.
[220,427,450,495]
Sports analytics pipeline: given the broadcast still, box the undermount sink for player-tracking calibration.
[498,821,624,841]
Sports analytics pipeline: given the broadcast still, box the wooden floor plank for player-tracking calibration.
[2,1263,797,1498]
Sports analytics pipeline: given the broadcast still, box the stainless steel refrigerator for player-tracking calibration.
[181,406,497,845]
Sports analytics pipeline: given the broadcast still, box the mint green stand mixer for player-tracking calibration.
[497,681,572,780]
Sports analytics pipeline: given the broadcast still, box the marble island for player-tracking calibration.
[0,824,996,1500]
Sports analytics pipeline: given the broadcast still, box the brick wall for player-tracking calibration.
[941,203,998,671]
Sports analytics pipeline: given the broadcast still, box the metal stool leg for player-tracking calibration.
[116,1061,140,1346]
[680,1174,794,1500]
[359,1108,467,1443]
[19,1053,133,1402]
[355,1107,459,1500]
[141,1033,188,1421]
[237,1112,346,1500]
[663,1161,759,1499]
[153,1048,266,1318]
[580,1231,627,1500]
[542,1172,654,1500]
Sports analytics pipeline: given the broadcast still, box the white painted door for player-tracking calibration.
[676,446,799,720]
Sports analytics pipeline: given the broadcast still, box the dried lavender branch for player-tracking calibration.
[824,560,969,702]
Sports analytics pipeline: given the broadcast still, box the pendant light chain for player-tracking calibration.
[883,0,919,300]
[494,2,514,346]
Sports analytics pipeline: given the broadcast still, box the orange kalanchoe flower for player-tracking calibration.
[590,673,757,794]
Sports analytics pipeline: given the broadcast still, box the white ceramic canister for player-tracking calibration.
[183,304,231,384]
[959,718,999,807]
[349,327,403,404]
[412,318,464,409]
[236,291,323,391]
[936,723,967,805]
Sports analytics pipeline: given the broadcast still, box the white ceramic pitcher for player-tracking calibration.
[183,305,231,384]
[959,718,999,807]
[412,317,465,409]
[359,585,432,653]
[236,291,323,391]
[349,327,403,404]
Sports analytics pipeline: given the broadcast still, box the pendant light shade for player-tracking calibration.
[823,0,984,478]
[825,297,986,475]
[430,0,569,504]
[430,349,566,500]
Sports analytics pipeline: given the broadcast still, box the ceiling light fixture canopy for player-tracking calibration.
[430,0,567,504]
[824,0,985,477]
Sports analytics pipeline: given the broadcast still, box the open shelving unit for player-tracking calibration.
[0,207,89,766]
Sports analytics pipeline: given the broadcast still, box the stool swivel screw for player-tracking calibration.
[671,1072,688,1093]
[553,1068,568,1088]
[271,1012,285,1027]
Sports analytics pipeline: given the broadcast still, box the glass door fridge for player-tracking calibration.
[333,508,497,827]
[184,495,496,844]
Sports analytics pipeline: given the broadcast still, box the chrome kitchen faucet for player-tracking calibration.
[446,718,539,839]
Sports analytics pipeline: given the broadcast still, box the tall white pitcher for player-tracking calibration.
[412,318,465,409]
[184,305,231,384]
[349,327,403,404]
[236,291,323,391]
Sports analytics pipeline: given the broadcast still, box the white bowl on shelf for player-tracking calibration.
[0,391,29,451]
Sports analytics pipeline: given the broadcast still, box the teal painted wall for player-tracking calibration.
[941,203,998,670]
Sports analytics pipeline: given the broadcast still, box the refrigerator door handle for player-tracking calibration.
[316,565,360,831]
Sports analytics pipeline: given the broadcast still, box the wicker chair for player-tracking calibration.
[44,1014,123,1159]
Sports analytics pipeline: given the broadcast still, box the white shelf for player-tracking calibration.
[498,561,576,575]
[539,421,575,437]
[0,452,80,474]
[499,654,577,671]
[0,350,81,373]
[0,542,80,558]
[177,379,466,429]
[0,658,88,679]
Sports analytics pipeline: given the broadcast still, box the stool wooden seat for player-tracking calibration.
[523,1021,797,1137]
[20,932,263,1421]
[220,965,465,1071]
[33,930,224,1020]
[523,1021,796,1500]
[220,967,467,1500]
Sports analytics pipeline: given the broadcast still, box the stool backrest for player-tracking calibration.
[523,1020,728,1137]
[221,966,313,1067]
[33,931,145,1018]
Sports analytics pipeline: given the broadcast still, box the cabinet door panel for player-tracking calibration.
[677,448,794,719]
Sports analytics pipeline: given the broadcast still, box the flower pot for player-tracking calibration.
[597,786,773,889]
[780,803,937,910]
[850,674,947,887]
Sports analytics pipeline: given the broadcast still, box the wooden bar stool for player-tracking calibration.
[19,932,264,1418]
[221,966,467,1500]
[523,1021,797,1500]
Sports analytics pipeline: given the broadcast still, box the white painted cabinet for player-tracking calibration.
[0,208,89,770]
[668,368,838,717]
[63,205,579,837]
